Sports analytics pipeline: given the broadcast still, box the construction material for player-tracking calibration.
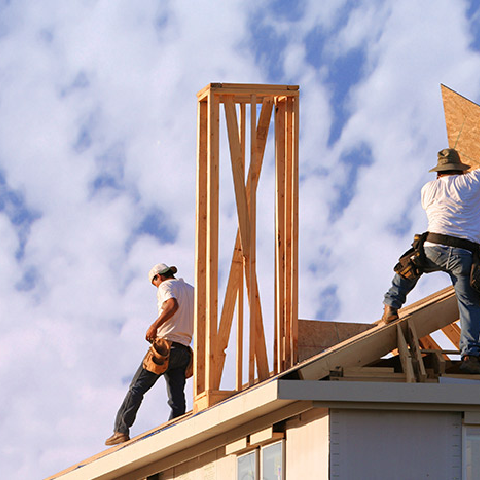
[194,83,300,411]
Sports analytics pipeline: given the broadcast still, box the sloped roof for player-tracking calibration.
[49,286,480,480]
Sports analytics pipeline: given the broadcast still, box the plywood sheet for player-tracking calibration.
[442,84,480,169]
[298,319,373,362]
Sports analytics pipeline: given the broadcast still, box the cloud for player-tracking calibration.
[1,0,480,478]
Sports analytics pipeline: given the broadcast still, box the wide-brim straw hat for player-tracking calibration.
[429,148,470,172]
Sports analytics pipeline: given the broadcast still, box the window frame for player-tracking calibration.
[237,447,259,480]
[260,439,285,480]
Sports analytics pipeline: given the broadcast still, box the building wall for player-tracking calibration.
[158,446,234,479]
[285,408,329,479]
[329,409,462,480]
[156,408,462,479]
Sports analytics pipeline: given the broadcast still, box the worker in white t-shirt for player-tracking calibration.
[382,148,480,374]
[105,263,194,446]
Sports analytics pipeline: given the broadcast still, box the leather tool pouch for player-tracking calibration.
[185,346,194,379]
[394,232,428,282]
[143,338,171,375]
[470,248,480,294]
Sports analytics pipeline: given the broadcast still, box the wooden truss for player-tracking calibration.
[193,83,300,411]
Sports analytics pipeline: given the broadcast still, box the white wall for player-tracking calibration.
[285,408,330,479]
[329,409,462,480]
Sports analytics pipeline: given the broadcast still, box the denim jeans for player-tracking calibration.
[114,342,192,435]
[384,245,480,357]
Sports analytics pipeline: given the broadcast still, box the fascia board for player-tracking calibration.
[277,379,480,409]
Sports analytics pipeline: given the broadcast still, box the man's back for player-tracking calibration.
[421,169,480,243]
[156,278,194,346]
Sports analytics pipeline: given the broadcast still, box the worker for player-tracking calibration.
[382,148,480,374]
[105,263,194,446]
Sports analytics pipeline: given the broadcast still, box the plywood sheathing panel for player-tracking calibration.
[442,84,480,169]
[297,320,374,362]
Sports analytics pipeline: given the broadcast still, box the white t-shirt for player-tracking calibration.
[156,278,194,346]
[421,169,480,244]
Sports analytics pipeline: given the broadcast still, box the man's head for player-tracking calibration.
[429,148,470,175]
[148,263,178,285]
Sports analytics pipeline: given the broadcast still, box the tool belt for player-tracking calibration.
[143,338,194,377]
[394,232,428,281]
[143,338,171,375]
[426,232,478,253]
[400,231,480,293]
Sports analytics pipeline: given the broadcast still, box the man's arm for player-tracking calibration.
[145,297,179,342]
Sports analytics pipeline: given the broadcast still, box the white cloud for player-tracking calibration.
[1,0,480,477]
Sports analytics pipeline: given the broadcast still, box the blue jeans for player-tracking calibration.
[384,245,480,357]
[114,343,191,435]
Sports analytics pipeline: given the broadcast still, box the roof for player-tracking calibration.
[48,286,480,480]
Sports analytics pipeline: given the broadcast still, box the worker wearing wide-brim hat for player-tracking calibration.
[105,263,194,446]
[382,148,480,374]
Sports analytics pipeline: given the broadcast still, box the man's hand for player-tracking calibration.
[145,324,158,343]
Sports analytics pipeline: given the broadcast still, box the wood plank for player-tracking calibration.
[254,98,274,176]
[419,334,450,360]
[237,103,246,392]
[275,99,286,372]
[441,322,461,348]
[224,97,251,256]
[215,254,243,390]
[291,96,300,366]
[284,97,293,369]
[248,94,257,385]
[252,99,273,381]
[397,324,416,383]
[206,91,219,392]
[420,349,460,355]
[236,279,244,391]
[197,84,299,102]
[343,367,396,376]
[407,320,427,382]
[194,99,208,396]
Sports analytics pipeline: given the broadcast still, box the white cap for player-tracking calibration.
[148,263,177,283]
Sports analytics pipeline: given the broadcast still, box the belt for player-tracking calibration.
[426,232,479,253]
[171,341,188,349]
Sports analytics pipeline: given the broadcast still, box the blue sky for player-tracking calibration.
[1,1,480,478]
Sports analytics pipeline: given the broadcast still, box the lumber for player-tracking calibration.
[194,99,208,396]
[206,91,219,392]
[407,320,427,382]
[441,322,461,348]
[397,324,416,383]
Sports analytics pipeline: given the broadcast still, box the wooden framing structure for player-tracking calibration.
[194,83,300,411]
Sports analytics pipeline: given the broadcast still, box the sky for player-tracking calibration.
[1,0,480,478]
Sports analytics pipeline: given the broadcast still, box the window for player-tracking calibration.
[237,449,258,480]
[261,440,284,480]
[464,426,480,480]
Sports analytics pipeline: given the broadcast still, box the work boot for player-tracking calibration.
[460,356,480,374]
[105,432,130,446]
[381,305,398,324]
